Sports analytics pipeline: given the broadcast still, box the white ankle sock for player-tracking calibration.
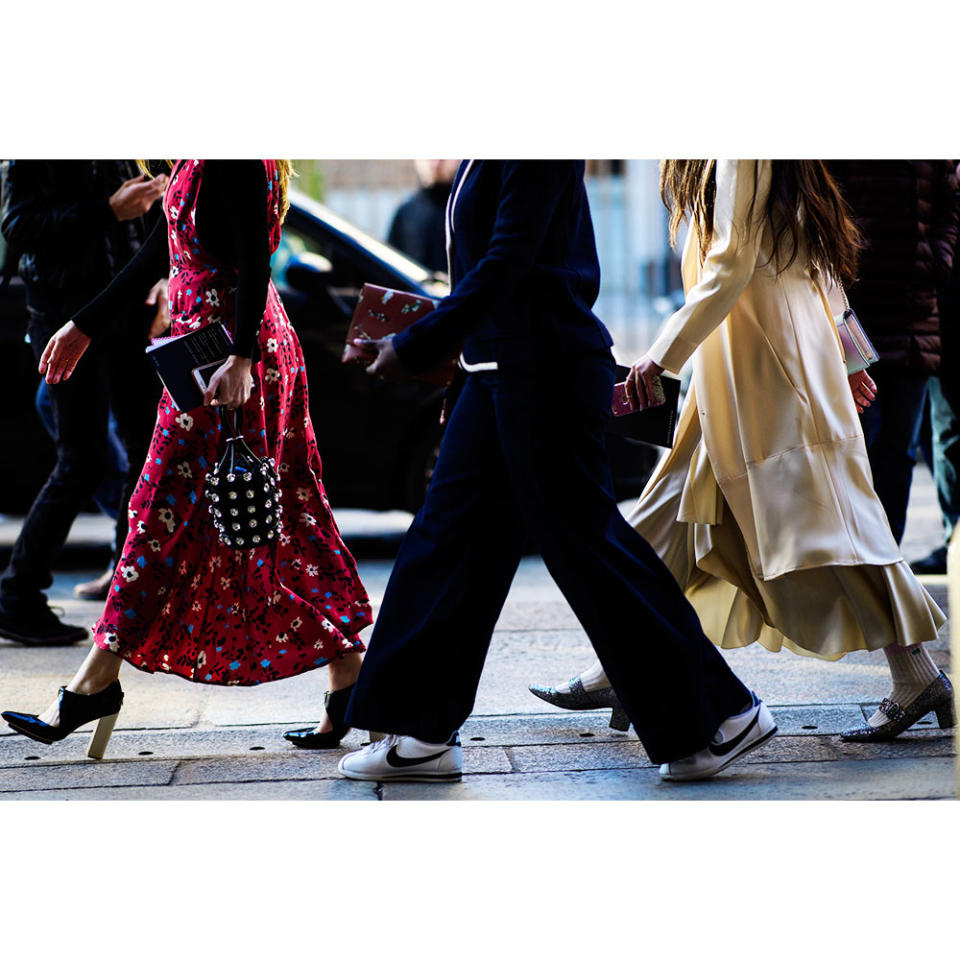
[555,661,609,694]
[867,644,940,727]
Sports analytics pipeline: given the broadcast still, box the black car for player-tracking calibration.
[0,190,658,514]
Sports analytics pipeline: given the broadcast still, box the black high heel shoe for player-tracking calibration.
[2,680,124,760]
[283,685,354,749]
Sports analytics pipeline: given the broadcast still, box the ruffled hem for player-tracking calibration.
[92,626,365,686]
[687,554,945,661]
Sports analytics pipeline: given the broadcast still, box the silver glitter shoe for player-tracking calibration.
[528,676,630,731]
[840,672,955,742]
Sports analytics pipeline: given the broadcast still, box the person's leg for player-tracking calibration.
[910,376,960,572]
[34,643,124,726]
[345,373,527,743]
[105,323,162,571]
[860,364,929,544]
[493,351,753,765]
[0,309,111,622]
[3,639,126,758]
[929,374,960,541]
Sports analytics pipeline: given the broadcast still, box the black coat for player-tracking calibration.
[0,160,153,315]
[394,160,612,372]
[829,160,959,374]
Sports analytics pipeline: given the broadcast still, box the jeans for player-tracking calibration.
[35,378,128,521]
[0,307,112,609]
[859,363,929,545]
[920,375,960,543]
[1,305,162,609]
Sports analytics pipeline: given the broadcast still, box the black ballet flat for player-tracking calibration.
[2,681,124,759]
[284,685,354,749]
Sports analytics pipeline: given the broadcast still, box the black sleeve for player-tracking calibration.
[1,160,114,252]
[196,160,271,359]
[392,161,572,372]
[71,217,169,338]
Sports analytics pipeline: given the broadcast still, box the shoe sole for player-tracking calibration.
[661,724,779,782]
[3,718,56,745]
[339,768,462,783]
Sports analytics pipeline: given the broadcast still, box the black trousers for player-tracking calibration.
[0,306,160,609]
[860,363,929,544]
[345,348,750,765]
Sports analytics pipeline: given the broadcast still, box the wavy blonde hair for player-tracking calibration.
[136,159,295,223]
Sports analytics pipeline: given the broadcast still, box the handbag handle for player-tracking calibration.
[219,406,244,475]
[835,279,851,313]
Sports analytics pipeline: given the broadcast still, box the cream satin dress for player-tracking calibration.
[635,159,944,660]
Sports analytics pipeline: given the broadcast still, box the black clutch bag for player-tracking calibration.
[202,408,282,549]
[605,365,681,448]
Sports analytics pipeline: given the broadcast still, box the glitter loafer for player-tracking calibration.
[528,675,630,731]
[840,672,954,742]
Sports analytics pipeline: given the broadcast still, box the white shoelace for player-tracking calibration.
[358,734,401,756]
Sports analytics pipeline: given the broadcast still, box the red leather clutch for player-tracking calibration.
[343,284,457,387]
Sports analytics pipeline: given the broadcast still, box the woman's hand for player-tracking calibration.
[353,336,411,383]
[849,369,877,414]
[38,321,91,384]
[203,355,254,410]
[145,278,170,339]
[626,354,666,411]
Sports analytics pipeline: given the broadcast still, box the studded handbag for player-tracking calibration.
[202,408,282,549]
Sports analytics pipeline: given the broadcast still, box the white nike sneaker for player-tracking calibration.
[338,732,463,782]
[659,693,777,782]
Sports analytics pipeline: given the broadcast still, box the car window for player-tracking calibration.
[271,220,326,286]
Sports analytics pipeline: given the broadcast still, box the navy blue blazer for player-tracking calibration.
[392,160,613,372]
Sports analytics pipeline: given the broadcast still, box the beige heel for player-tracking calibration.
[87,713,119,760]
[368,730,387,742]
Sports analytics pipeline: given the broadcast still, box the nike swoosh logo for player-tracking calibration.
[386,746,448,768]
[708,710,760,757]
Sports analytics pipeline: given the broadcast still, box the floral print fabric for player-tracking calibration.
[92,159,372,684]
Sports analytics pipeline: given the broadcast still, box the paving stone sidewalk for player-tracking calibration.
[0,469,955,801]
[0,705,953,800]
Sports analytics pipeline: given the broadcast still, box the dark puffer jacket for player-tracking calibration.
[829,160,959,374]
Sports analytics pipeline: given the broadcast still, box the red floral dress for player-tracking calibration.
[92,159,372,684]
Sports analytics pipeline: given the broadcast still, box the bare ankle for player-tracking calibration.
[66,647,122,696]
[67,676,116,696]
[328,651,362,690]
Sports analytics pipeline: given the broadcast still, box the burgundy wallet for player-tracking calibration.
[343,284,458,387]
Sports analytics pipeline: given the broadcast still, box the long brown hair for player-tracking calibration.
[659,160,862,286]
[136,159,295,223]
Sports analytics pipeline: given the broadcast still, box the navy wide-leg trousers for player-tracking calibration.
[346,350,750,764]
